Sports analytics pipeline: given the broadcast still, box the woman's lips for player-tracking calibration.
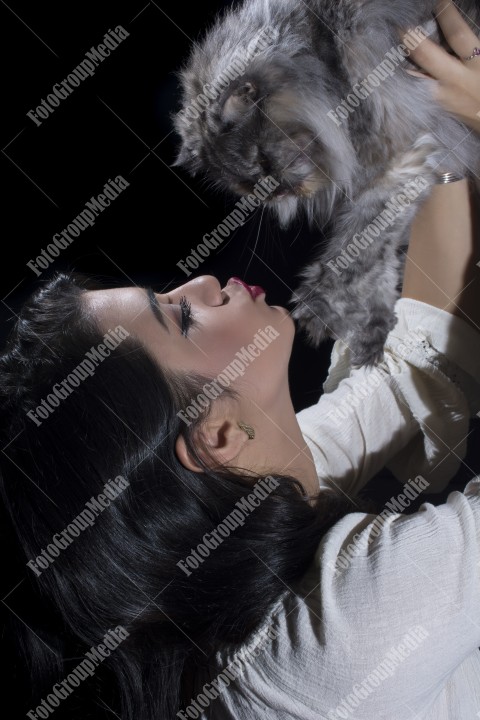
[228,277,265,300]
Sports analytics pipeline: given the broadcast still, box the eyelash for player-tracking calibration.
[179,296,197,336]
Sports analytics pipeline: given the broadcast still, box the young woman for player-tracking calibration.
[1,2,480,719]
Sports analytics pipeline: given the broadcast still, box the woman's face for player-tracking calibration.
[83,276,295,409]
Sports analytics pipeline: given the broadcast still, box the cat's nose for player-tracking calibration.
[239,81,257,100]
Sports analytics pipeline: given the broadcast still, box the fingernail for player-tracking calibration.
[406,69,431,78]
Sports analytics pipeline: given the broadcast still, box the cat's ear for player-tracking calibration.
[222,81,258,123]
[172,144,192,168]
[172,143,200,174]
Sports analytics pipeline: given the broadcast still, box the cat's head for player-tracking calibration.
[173,21,357,227]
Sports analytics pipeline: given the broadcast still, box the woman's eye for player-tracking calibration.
[179,296,198,337]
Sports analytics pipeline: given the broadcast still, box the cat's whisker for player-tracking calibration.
[244,203,265,277]
[289,225,304,249]
[252,93,270,109]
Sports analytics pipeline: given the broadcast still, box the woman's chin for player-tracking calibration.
[270,304,294,324]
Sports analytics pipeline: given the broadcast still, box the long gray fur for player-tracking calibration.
[174,0,480,366]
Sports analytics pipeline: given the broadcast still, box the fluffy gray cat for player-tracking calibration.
[174,0,480,366]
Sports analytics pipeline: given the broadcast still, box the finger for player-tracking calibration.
[434,0,480,58]
[405,68,433,79]
[406,34,464,80]
[433,82,480,128]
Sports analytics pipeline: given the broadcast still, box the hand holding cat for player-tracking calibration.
[404,0,480,134]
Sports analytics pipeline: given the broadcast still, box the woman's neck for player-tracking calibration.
[240,386,320,498]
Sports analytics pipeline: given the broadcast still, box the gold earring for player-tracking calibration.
[237,421,255,440]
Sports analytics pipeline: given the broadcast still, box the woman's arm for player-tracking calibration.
[301,173,480,493]
[298,291,480,497]
[312,475,480,716]
[402,0,480,328]
[301,179,480,496]
[299,2,480,497]
[298,15,480,495]
[402,179,480,332]
[401,0,480,328]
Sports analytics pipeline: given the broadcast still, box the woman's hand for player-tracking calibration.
[404,0,480,134]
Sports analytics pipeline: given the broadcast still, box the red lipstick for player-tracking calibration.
[228,277,265,300]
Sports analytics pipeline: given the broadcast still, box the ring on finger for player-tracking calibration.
[463,46,480,61]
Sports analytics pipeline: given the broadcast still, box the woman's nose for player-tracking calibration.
[166,276,224,307]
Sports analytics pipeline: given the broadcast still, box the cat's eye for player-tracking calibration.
[220,120,236,134]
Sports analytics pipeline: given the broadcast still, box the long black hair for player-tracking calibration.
[0,272,364,719]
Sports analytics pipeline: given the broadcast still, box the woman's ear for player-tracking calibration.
[175,419,253,473]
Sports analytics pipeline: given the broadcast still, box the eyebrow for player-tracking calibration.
[145,287,169,333]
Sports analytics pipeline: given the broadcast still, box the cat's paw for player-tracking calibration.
[348,334,386,369]
[387,133,445,185]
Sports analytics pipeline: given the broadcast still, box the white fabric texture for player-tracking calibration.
[298,297,480,498]
[194,298,480,719]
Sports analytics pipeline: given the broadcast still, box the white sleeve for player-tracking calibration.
[296,298,480,497]
[307,476,480,716]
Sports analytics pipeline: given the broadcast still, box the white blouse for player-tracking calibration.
[194,298,480,719]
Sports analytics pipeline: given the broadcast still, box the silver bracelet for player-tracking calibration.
[435,171,466,184]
